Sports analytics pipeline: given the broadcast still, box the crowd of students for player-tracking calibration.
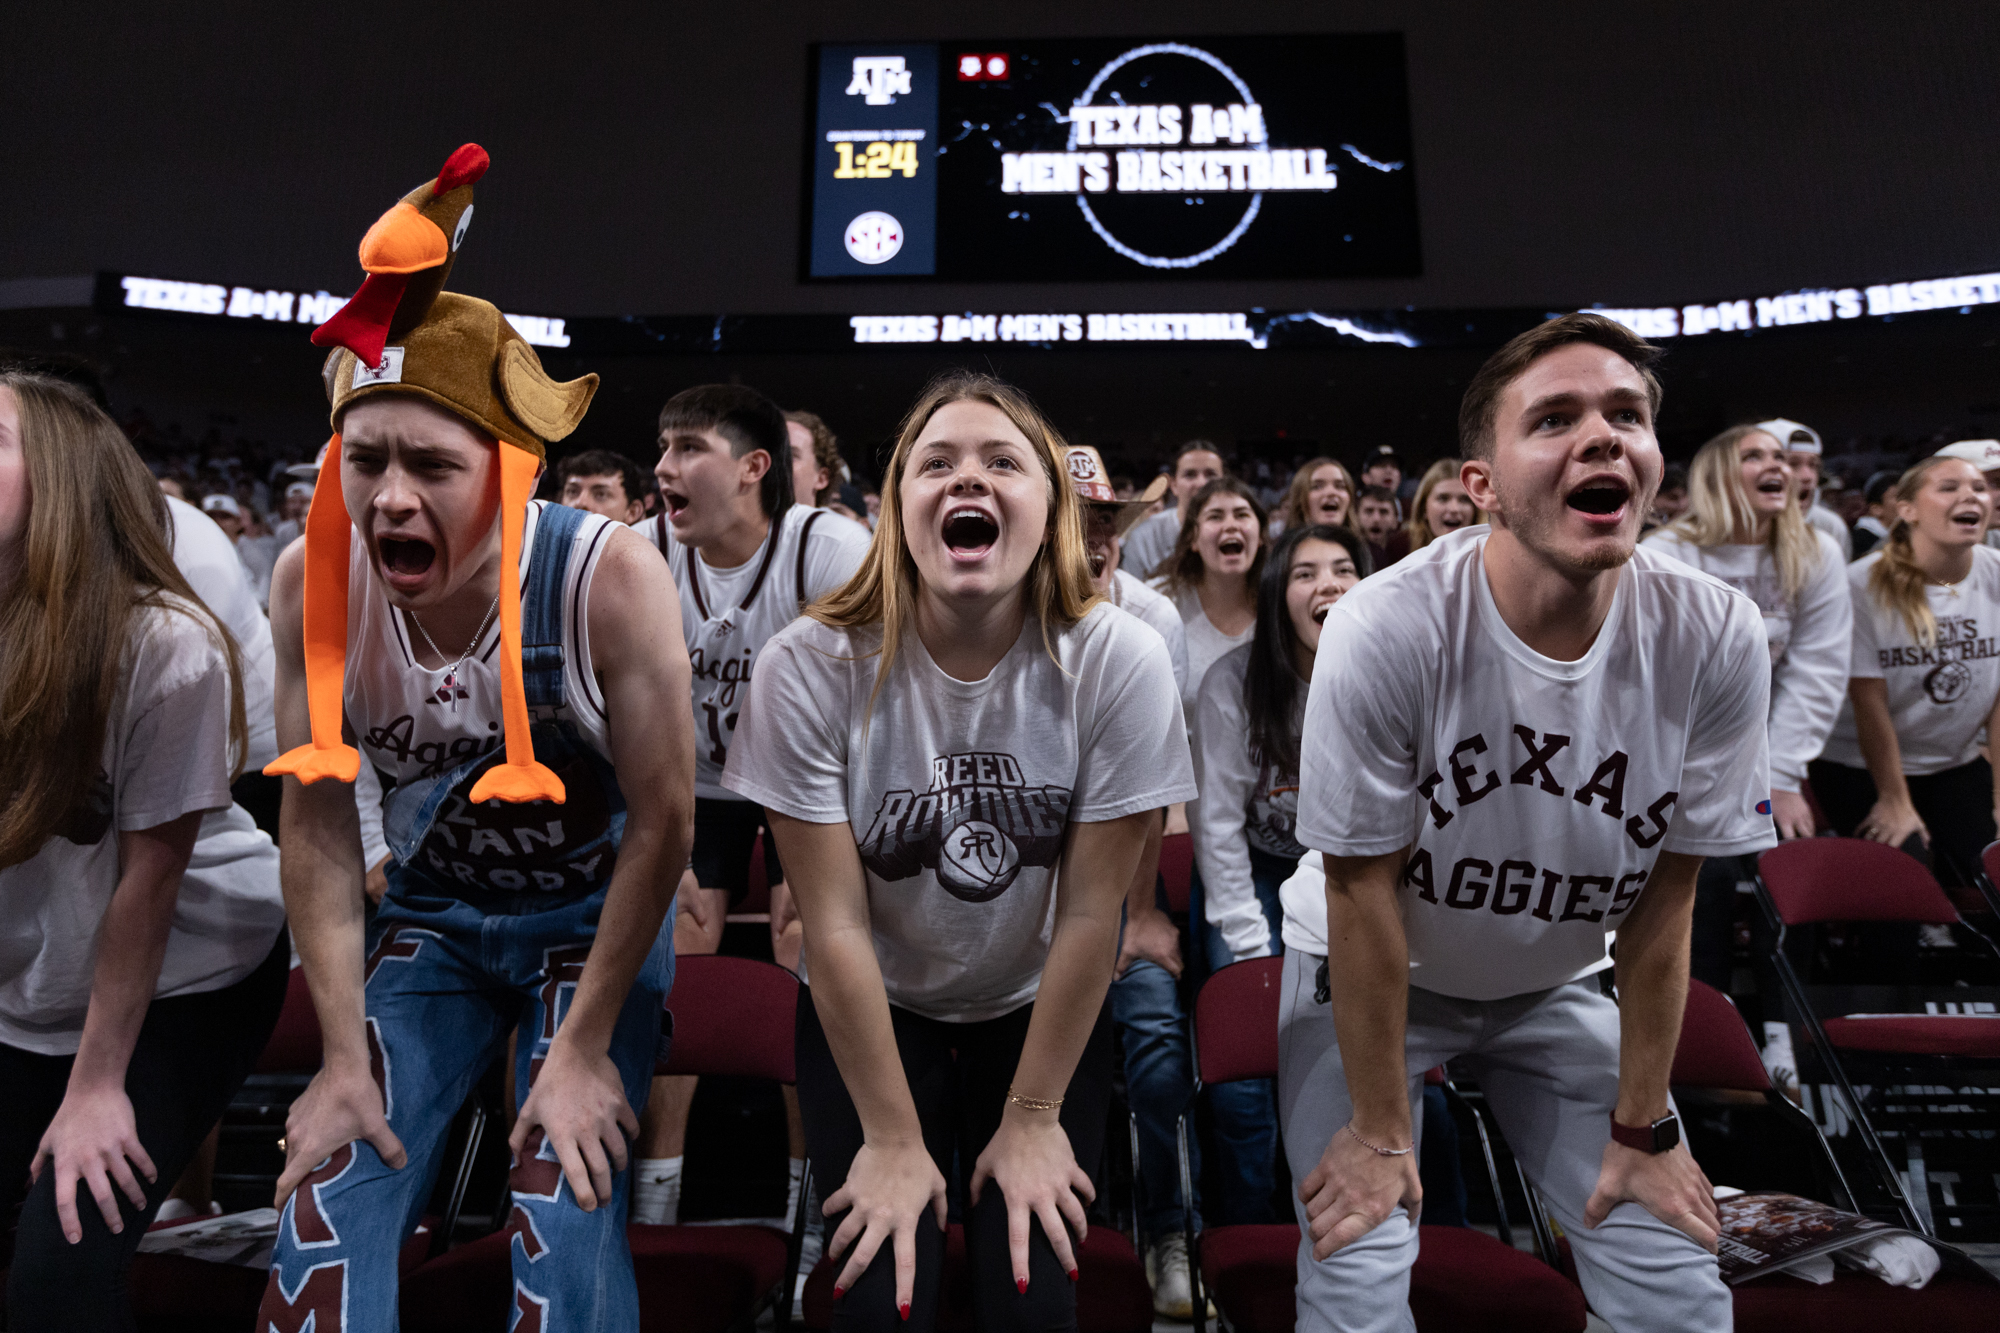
[3,298,1998,1332]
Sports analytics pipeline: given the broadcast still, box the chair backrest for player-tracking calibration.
[658,954,800,1082]
[1671,979,1771,1093]
[1193,957,1283,1085]
[1758,837,1958,926]
[254,966,323,1074]
[1159,833,1192,914]
[1982,839,2000,892]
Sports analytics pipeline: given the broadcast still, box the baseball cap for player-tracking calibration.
[285,480,315,502]
[1362,445,1403,470]
[201,493,242,519]
[1934,439,2000,472]
[1752,418,1822,455]
[286,439,333,480]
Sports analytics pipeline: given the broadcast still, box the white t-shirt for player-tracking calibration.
[1819,546,2000,774]
[0,600,285,1055]
[638,504,872,800]
[1107,569,1188,699]
[1121,507,1183,581]
[1641,529,1851,790]
[1153,581,1255,718]
[167,495,278,772]
[1807,502,1851,558]
[723,605,1197,1022]
[1293,527,1776,1001]
[1192,644,1304,962]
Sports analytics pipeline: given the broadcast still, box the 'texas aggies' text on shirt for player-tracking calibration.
[1295,528,1777,1001]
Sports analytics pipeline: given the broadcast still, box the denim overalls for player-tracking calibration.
[262,502,674,1332]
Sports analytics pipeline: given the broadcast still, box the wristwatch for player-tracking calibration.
[1609,1112,1680,1154]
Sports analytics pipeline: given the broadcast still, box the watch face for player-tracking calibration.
[844,210,905,264]
[1653,1115,1681,1153]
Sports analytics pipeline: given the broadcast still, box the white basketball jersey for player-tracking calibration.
[640,504,870,799]
[346,501,616,789]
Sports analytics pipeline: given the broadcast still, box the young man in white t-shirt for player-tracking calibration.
[1285,313,1774,1332]
[1120,441,1226,581]
[634,384,871,1227]
[1759,417,1852,558]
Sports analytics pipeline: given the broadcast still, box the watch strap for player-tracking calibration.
[1609,1112,1679,1154]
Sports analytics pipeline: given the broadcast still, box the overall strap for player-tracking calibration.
[521,501,585,709]
[794,509,825,611]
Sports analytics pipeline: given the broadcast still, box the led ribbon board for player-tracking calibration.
[805,36,1420,280]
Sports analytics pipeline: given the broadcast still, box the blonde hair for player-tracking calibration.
[1277,457,1363,538]
[1667,424,1823,601]
[1867,455,1971,648]
[808,371,1098,710]
[1405,458,1468,549]
[0,373,247,869]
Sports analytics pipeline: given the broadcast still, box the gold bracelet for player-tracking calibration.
[1007,1088,1063,1112]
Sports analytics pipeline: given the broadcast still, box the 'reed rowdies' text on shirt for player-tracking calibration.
[722,603,1197,1022]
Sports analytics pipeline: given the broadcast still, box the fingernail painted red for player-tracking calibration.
[1068,1268,1078,1281]
[900,1303,911,1321]
[833,1286,845,1299]
[1016,1278,1028,1294]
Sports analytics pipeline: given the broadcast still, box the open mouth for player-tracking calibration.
[1951,508,1985,529]
[1315,499,1344,518]
[662,489,690,518]
[1312,604,1332,624]
[1754,476,1789,498]
[1087,550,1108,579]
[942,506,998,559]
[1565,480,1631,517]
[379,536,436,578]
[1217,533,1248,558]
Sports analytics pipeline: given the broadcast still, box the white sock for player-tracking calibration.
[631,1155,683,1225]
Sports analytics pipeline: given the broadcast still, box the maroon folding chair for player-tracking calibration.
[1976,840,2000,920]
[1180,958,1587,1333]
[399,954,812,1333]
[1676,979,2000,1331]
[1756,838,2000,1235]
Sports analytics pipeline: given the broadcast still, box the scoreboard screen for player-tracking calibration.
[805,35,1420,281]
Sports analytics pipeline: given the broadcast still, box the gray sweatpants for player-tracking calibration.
[1275,949,1730,1333]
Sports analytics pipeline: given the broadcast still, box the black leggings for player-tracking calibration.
[1808,757,1996,890]
[795,987,1114,1333]
[1,930,288,1332]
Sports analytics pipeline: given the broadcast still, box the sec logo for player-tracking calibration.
[936,818,1022,902]
[845,211,905,265]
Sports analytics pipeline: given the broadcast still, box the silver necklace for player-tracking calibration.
[408,595,499,706]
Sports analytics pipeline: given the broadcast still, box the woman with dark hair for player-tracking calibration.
[1153,476,1267,716]
[1187,523,1363,1224]
[0,373,288,1331]
[725,372,1195,1333]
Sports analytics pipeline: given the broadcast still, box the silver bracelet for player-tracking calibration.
[1347,1123,1414,1157]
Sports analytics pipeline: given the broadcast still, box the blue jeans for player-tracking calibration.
[1110,879,1200,1239]
[259,876,672,1332]
[1187,852,1288,1226]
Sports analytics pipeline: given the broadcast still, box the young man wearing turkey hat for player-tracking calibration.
[257,145,695,1330]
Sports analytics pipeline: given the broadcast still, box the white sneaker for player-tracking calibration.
[1919,923,1956,949]
[154,1198,222,1224]
[1148,1234,1195,1319]
[1762,1021,1802,1106]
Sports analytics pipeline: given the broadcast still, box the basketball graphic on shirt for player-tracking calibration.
[1925,659,1972,704]
[936,817,1023,902]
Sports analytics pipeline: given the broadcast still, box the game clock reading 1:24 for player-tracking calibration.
[805,36,1419,281]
